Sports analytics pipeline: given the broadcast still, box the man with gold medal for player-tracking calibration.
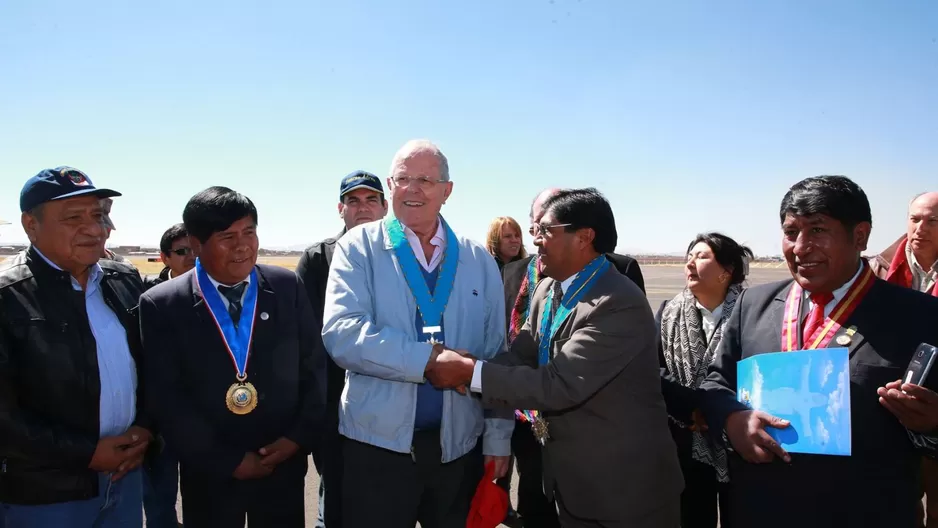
[700,176,938,528]
[140,186,326,528]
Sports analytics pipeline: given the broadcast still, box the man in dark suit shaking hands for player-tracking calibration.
[700,176,938,528]
[428,188,683,527]
[139,187,326,528]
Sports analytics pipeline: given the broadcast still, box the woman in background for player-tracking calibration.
[486,216,527,271]
[657,232,754,528]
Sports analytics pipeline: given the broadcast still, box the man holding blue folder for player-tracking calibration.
[701,176,938,528]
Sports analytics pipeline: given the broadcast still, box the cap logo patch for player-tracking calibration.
[63,169,91,186]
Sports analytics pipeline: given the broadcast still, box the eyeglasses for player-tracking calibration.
[391,175,447,190]
[529,223,572,237]
[169,247,191,256]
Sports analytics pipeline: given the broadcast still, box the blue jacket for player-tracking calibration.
[321,218,513,461]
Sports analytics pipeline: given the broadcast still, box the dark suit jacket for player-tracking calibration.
[482,265,683,523]
[700,277,938,528]
[501,253,645,325]
[139,264,327,482]
[295,229,346,415]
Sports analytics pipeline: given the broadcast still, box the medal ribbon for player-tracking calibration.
[195,259,259,378]
[385,216,460,331]
[537,254,610,365]
[519,255,609,440]
[508,257,541,344]
[780,261,874,351]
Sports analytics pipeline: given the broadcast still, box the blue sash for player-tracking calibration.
[385,216,459,340]
[537,255,609,365]
[195,259,259,379]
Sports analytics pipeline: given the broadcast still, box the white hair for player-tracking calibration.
[389,139,450,182]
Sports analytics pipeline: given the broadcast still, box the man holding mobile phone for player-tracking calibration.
[700,176,938,528]
[868,191,938,527]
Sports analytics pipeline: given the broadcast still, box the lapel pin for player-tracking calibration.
[836,326,857,346]
[260,312,269,321]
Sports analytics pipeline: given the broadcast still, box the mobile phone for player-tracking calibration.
[904,343,938,386]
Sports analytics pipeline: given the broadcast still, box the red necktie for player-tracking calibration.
[802,292,834,345]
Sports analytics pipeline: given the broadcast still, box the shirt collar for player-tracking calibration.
[804,261,863,304]
[907,240,938,275]
[205,272,252,292]
[695,300,724,322]
[558,273,578,295]
[402,217,446,248]
[33,247,103,289]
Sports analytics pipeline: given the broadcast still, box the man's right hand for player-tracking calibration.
[725,410,792,463]
[233,452,274,480]
[88,430,148,473]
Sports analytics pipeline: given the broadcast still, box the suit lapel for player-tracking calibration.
[251,266,277,366]
[772,281,799,350]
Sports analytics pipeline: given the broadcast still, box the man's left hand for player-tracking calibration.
[258,437,301,467]
[485,455,511,479]
[878,380,938,433]
[112,426,152,482]
[426,349,475,393]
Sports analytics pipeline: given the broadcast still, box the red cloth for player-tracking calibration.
[885,236,938,297]
[803,292,834,342]
[466,461,509,528]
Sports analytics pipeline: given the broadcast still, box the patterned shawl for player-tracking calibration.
[660,283,742,483]
[508,257,541,344]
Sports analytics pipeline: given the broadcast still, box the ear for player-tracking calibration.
[577,227,596,250]
[159,252,169,266]
[21,211,39,243]
[189,237,203,258]
[442,181,454,203]
[853,221,872,252]
[338,201,346,218]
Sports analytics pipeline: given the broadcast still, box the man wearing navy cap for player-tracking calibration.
[295,170,387,528]
[0,167,152,528]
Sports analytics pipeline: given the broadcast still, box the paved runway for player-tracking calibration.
[153,265,795,527]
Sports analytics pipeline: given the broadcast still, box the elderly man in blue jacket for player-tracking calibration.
[322,139,513,528]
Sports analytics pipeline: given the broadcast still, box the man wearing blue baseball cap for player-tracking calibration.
[295,169,387,528]
[0,167,152,528]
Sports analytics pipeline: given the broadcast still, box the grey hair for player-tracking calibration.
[389,139,450,182]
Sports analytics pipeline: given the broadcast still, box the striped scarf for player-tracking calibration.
[660,284,742,483]
[508,257,541,344]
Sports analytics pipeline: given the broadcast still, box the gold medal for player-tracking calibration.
[226,381,258,415]
[531,414,550,445]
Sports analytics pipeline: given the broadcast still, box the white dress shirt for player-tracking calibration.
[696,301,724,343]
[470,273,578,392]
[205,272,252,309]
[403,218,446,272]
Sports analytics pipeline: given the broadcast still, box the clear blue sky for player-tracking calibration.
[1,0,936,256]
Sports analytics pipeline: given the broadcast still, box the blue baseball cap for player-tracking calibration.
[339,170,383,200]
[20,166,121,213]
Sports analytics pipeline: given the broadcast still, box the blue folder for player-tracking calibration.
[737,347,851,456]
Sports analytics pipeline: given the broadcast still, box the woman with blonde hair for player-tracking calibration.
[486,216,527,271]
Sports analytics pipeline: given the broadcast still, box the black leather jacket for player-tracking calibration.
[0,247,150,505]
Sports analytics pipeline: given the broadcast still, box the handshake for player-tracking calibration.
[424,344,478,394]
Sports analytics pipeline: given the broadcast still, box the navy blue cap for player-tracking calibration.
[20,166,121,213]
[339,170,383,200]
